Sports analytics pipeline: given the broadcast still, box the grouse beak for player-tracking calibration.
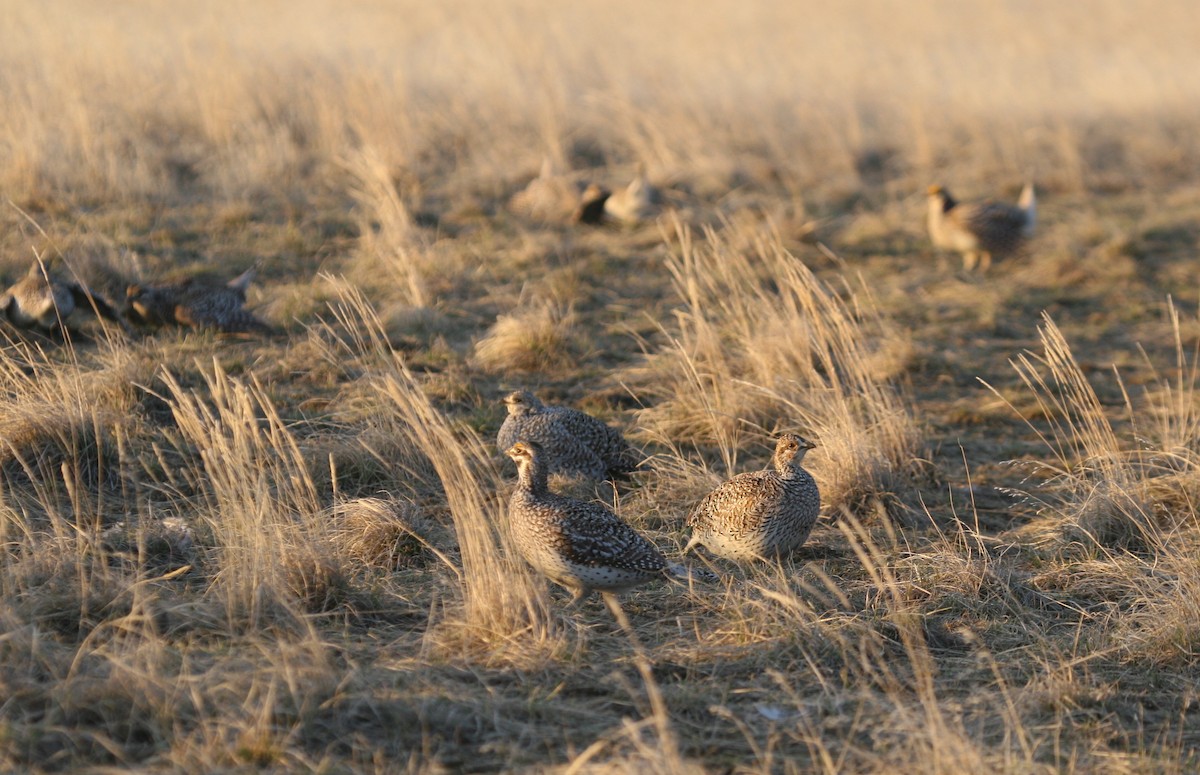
[802,439,817,450]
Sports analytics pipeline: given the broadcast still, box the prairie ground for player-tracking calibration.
[3,1,1200,772]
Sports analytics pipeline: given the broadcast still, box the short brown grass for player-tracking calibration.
[3,1,1200,772]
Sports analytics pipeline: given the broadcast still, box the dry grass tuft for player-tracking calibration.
[0,339,145,522]
[328,495,440,570]
[317,287,557,653]
[997,303,1200,672]
[473,298,581,373]
[344,146,432,309]
[998,306,1200,551]
[627,218,922,518]
[161,361,352,621]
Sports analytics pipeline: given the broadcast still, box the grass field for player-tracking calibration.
[3,1,1200,772]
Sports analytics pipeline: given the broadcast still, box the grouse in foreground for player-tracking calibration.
[506,441,711,604]
[685,433,821,561]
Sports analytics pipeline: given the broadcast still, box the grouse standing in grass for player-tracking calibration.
[497,390,641,481]
[505,441,711,604]
[685,433,821,561]
[926,182,1036,272]
[125,265,270,334]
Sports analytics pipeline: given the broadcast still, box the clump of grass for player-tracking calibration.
[678,512,1042,775]
[327,495,442,571]
[0,337,145,523]
[626,218,921,518]
[994,308,1200,551]
[473,298,580,373]
[161,361,351,622]
[996,303,1200,667]
[344,146,432,309]
[1111,560,1200,666]
[99,515,196,576]
[317,287,556,654]
[1,542,134,640]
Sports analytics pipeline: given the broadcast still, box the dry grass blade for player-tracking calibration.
[988,303,1200,670]
[161,361,347,624]
[343,146,430,309]
[628,217,921,518]
[986,310,1200,550]
[318,286,555,651]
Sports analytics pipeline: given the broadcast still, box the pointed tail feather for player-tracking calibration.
[226,263,260,293]
[1017,182,1036,238]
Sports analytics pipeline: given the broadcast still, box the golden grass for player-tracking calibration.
[3,1,1200,772]
[995,306,1200,551]
[473,298,581,374]
[327,495,438,571]
[627,218,921,518]
[343,146,431,309]
[987,304,1200,675]
[316,287,556,653]
[3,1,1199,209]
[161,361,352,621]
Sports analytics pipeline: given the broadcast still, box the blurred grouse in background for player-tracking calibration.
[927,182,1036,272]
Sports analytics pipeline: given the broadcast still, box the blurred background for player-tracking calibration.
[4,1,1198,208]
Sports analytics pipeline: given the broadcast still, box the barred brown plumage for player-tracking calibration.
[505,441,713,604]
[685,433,821,561]
[497,390,641,481]
[927,183,1036,272]
[0,261,126,334]
[125,265,270,334]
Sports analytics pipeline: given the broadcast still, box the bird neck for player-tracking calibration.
[517,459,549,494]
[774,455,807,480]
[926,199,942,231]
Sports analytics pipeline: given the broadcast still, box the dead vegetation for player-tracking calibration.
[2,1,1200,772]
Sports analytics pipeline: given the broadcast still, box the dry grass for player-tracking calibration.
[315,288,556,655]
[474,298,581,374]
[327,496,438,571]
[626,218,921,518]
[2,1,1200,772]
